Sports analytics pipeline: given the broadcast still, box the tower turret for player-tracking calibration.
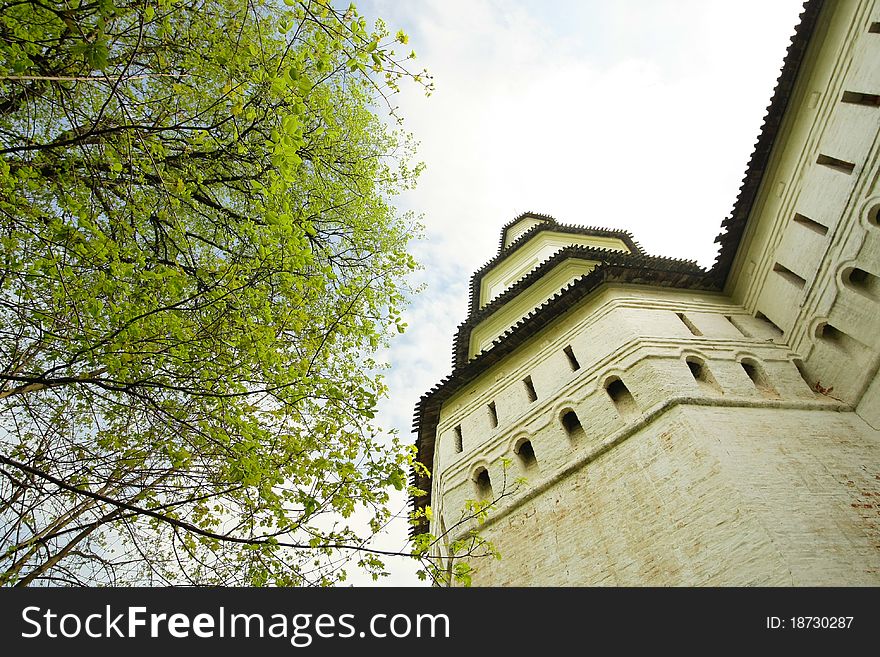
[411,0,880,587]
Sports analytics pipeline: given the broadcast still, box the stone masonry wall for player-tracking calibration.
[465,405,880,586]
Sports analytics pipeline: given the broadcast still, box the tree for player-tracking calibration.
[0,0,432,586]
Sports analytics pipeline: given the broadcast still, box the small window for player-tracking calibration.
[605,377,637,418]
[793,359,816,393]
[487,401,498,428]
[792,213,828,236]
[560,409,585,440]
[563,345,581,371]
[816,322,837,342]
[686,357,722,395]
[840,90,880,107]
[755,311,784,339]
[453,425,463,453]
[725,315,752,338]
[676,312,703,336]
[868,204,880,228]
[523,376,538,402]
[741,359,777,398]
[815,322,863,355]
[515,439,537,469]
[816,153,855,175]
[474,467,493,500]
[842,267,879,300]
[773,262,806,289]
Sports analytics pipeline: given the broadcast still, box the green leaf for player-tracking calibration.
[86,41,110,70]
[0,0,429,589]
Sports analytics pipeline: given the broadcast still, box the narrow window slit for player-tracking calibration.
[816,153,855,175]
[869,22,880,33]
[563,345,581,371]
[453,425,463,453]
[725,315,752,337]
[676,312,703,336]
[773,262,807,289]
[755,311,784,338]
[523,375,538,402]
[841,90,880,107]
[487,401,498,428]
[792,213,828,236]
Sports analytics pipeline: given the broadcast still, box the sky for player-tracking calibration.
[344,0,808,585]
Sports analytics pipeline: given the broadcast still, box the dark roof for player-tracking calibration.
[496,212,643,255]
[451,245,701,368]
[410,0,825,536]
[467,215,643,318]
[497,211,555,253]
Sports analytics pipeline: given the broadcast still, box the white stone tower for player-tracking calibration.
[412,0,880,586]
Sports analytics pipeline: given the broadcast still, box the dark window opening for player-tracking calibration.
[725,315,752,337]
[563,345,581,371]
[515,440,537,469]
[453,425,463,453]
[841,90,880,106]
[606,377,638,418]
[487,401,498,428]
[816,322,865,355]
[869,21,880,33]
[817,322,841,344]
[676,312,703,336]
[792,212,828,236]
[843,267,879,300]
[561,409,585,439]
[741,359,778,398]
[523,376,538,402]
[474,467,493,500]
[816,153,855,175]
[687,357,722,395]
[773,262,807,289]
[755,311,784,339]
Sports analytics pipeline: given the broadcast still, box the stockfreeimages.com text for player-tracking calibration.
[21,605,450,646]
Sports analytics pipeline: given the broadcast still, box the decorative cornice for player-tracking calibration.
[497,211,557,253]
[445,393,845,542]
[451,245,703,368]
[467,218,643,319]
